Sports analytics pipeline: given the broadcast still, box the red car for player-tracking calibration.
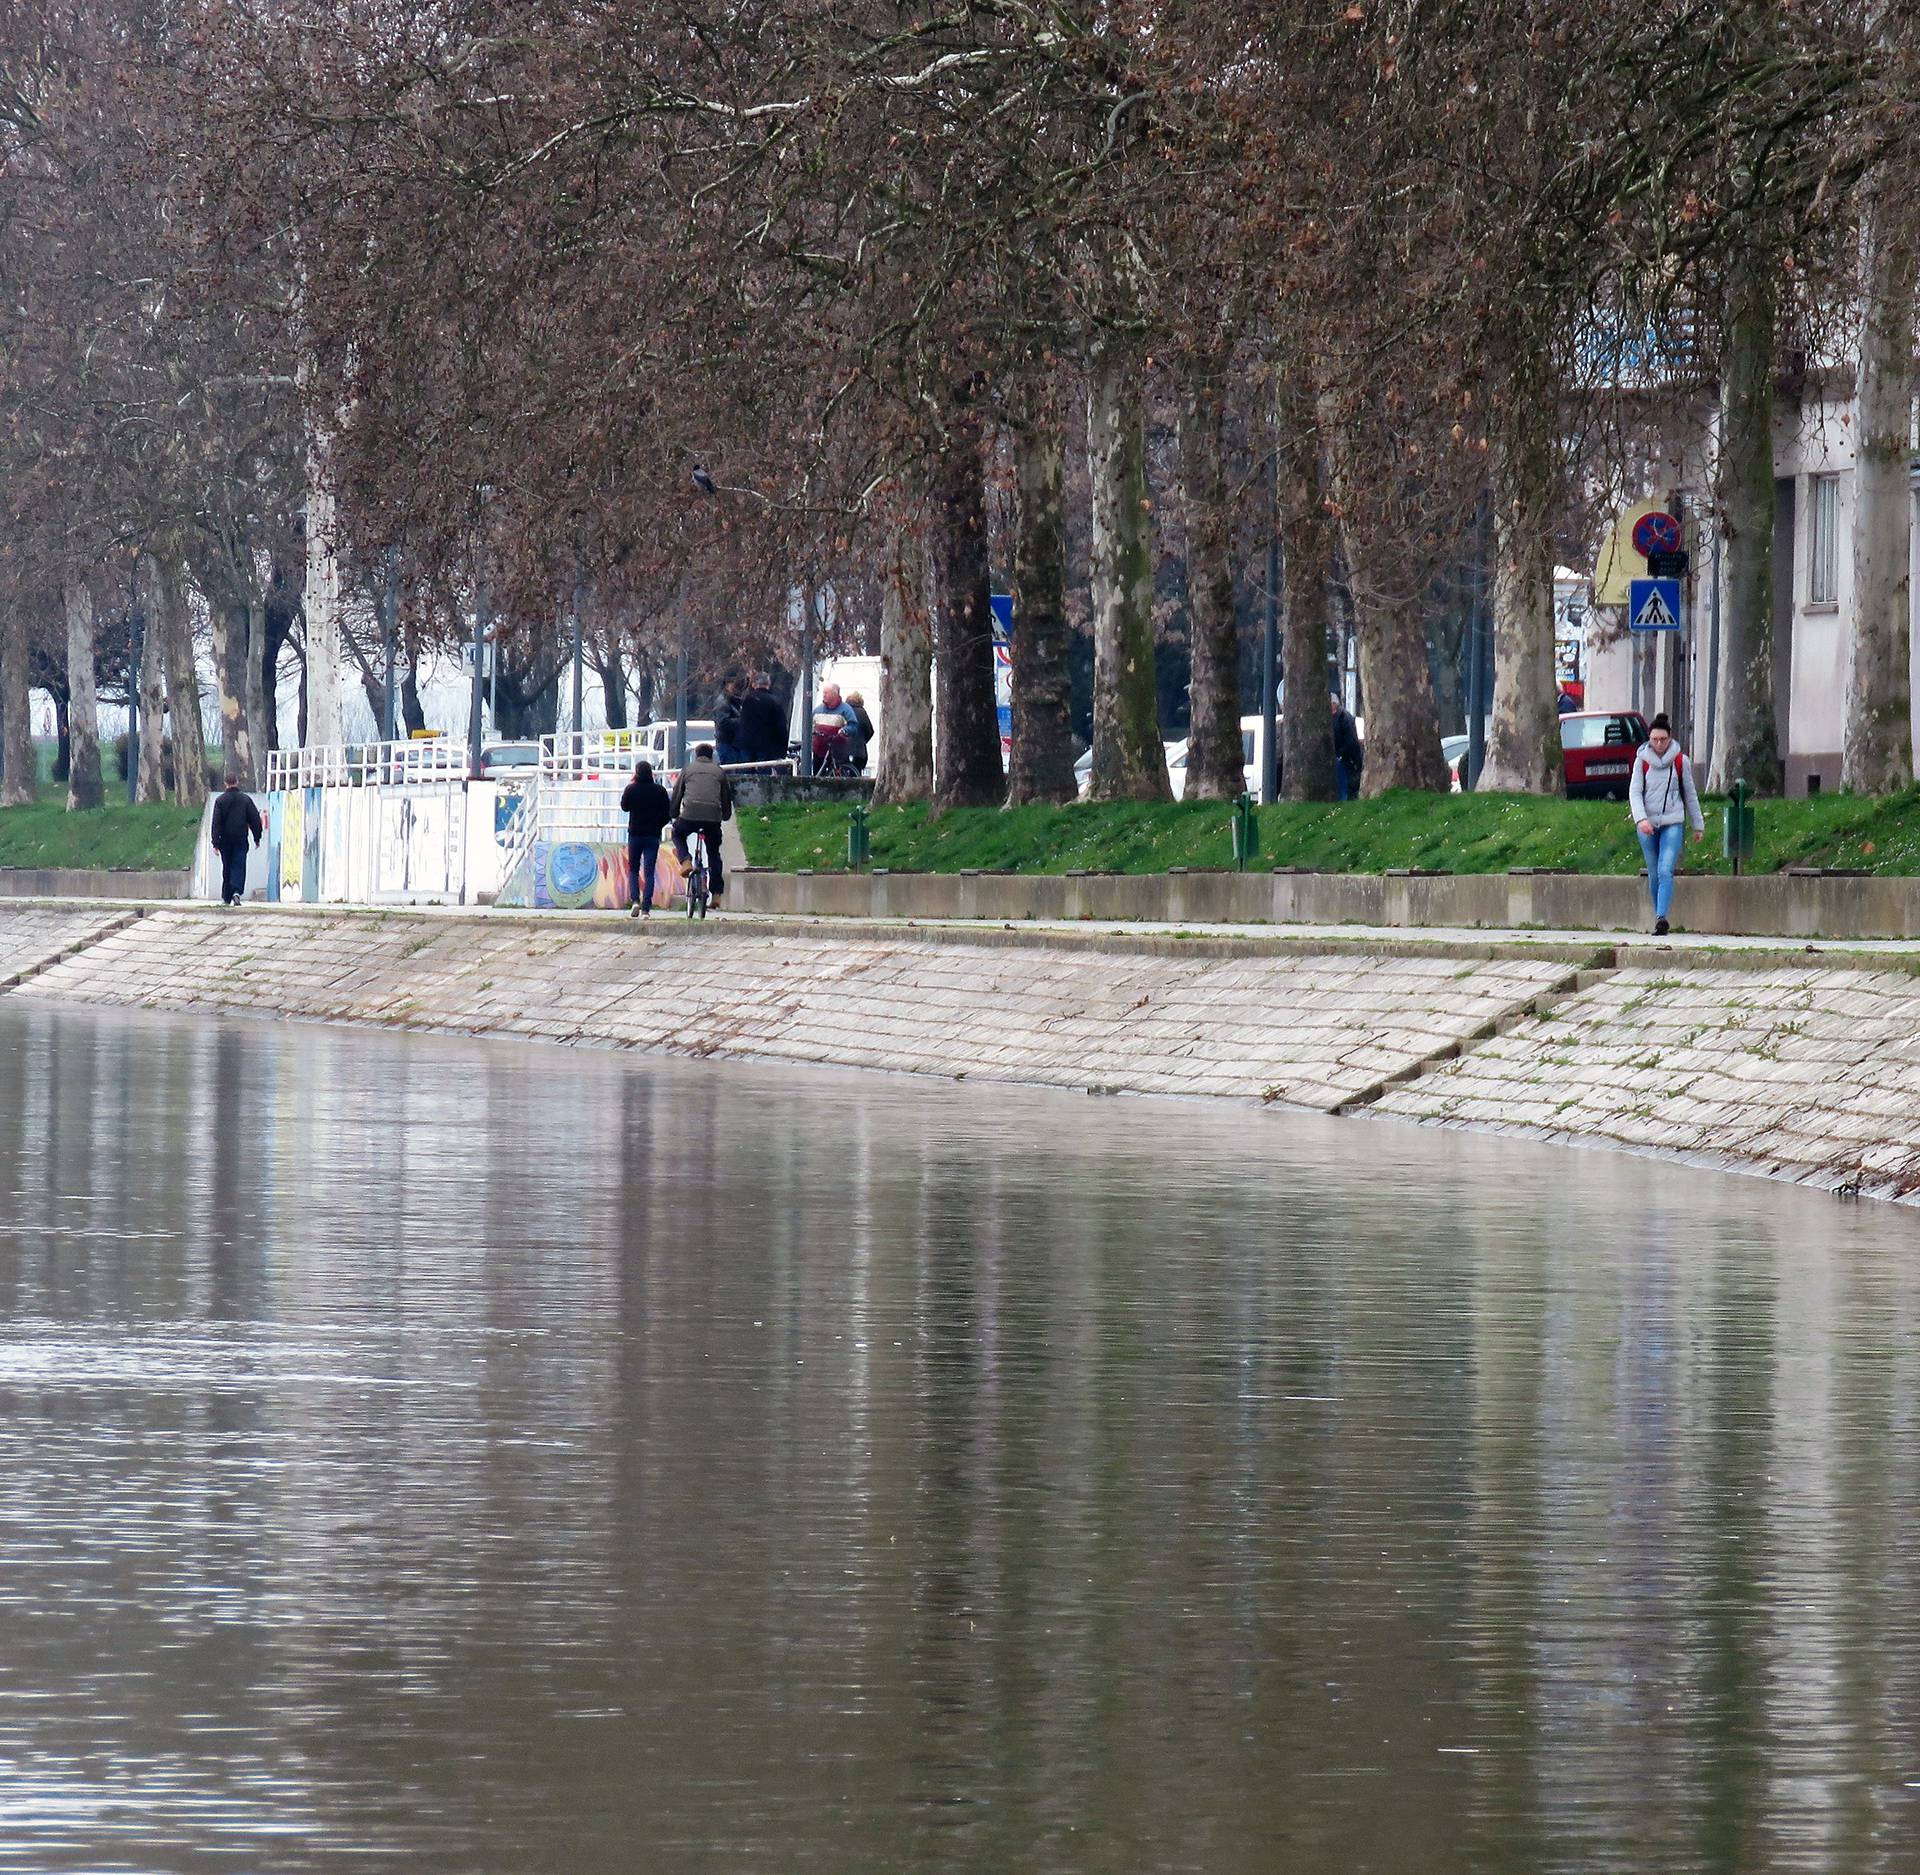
[1561,709,1649,800]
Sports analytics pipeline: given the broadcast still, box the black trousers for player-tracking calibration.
[671,820,725,896]
[219,841,250,903]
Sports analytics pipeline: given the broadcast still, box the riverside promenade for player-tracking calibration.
[7,900,1920,1206]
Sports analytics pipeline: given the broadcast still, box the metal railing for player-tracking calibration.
[267,738,471,790]
[539,729,798,783]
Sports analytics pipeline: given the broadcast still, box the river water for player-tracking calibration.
[2,1003,1918,1873]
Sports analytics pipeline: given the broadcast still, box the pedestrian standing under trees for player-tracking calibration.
[1629,713,1705,938]
[741,672,786,764]
[845,690,875,772]
[714,672,748,768]
[1331,693,1364,802]
[209,772,262,907]
[620,758,672,919]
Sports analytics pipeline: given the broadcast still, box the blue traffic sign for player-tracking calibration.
[1629,577,1681,632]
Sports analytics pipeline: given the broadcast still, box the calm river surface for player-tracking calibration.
[2,1003,1919,1874]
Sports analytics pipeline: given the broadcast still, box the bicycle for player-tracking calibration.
[683,827,711,920]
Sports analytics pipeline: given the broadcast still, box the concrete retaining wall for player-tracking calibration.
[735,865,1920,940]
[0,868,186,901]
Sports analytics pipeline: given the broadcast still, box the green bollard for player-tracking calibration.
[1723,778,1755,877]
[848,802,871,870]
[1231,793,1259,872]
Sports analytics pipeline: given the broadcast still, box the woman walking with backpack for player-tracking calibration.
[1629,713,1704,937]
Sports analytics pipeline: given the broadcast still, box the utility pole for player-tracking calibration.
[673,626,689,772]
[381,545,399,742]
[1261,452,1280,804]
[571,571,586,739]
[467,574,488,774]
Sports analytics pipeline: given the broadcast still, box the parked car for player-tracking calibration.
[1442,734,1470,792]
[633,719,718,781]
[1560,710,1649,799]
[478,741,541,776]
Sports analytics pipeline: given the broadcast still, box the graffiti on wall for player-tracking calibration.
[527,840,686,911]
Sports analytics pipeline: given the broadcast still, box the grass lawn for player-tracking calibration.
[0,779,201,873]
[741,789,1920,878]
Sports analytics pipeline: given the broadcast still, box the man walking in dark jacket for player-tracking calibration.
[740,671,787,764]
[1330,692,1364,802]
[209,773,263,906]
[669,744,734,904]
[619,759,673,918]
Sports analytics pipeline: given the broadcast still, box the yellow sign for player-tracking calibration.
[1592,499,1668,607]
[408,728,444,740]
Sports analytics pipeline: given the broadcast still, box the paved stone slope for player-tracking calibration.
[1374,962,1920,1199]
[15,910,1573,1113]
[0,906,139,991]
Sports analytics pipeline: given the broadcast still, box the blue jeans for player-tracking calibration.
[628,836,660,911]
[1336,758,1358,801]
[1637,821,1684,921]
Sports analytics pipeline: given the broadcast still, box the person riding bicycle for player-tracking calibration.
[669,742,734,906]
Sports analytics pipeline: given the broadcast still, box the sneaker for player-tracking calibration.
[629,903,640,919]
[1654,917,1669,937]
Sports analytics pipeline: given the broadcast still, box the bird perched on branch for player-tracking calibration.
[691,465,718,496]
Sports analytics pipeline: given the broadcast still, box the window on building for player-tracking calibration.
[1809,474,1840,605]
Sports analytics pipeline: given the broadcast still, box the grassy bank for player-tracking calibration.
[741,789,1920,877]
[0,786,200,872]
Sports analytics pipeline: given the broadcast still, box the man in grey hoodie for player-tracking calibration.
[1628,712,1704,936]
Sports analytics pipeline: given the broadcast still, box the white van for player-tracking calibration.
[787,656,883,756]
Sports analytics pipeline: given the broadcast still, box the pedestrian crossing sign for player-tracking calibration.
[1629,577,1681,632]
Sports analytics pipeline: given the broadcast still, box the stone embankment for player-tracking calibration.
[0,906,140,991]
[3,906,1579,1112]
[5,904,1920,1205]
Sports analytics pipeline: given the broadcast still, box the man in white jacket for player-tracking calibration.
[1628,712,1705,936]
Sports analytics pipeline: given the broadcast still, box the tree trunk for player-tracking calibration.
[1276,381,1336,801]
[1179,362,1244,801]
[53,692,69,783]
[0,607,34,807]
[134,555,169,803]
[597,646,628,730]
[1007,397,1077,804]
[1845,184,1917,793]
[63,579,104,811]
[304,422,346,750]
[153,554,207,808]
[1085,347,1168,801]
[931,387,1006,808]
[250,595,274,762]
[875,525,935,804]
[1477,415,1562,794]
[1353,580,1448,793]
[206,596,253,785]
[400,650,426,736]
[1711,243,1782,793]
